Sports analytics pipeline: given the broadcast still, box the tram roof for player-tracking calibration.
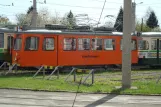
[17,29,136,36]
[0,27,15,33]
[141,32,161,37]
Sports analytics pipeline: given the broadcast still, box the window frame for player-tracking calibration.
[13,37,22,51]
[78,38,90,51]
[151,39,157,50]
[0,33,4,48]
[24,36,39,51]
[138,40,149,50]
[63,37,76,51]
[131,39,137,50]
[43,37,55,51]
[151,39,161,50]
[91,38,103,51]
[104,39,115,51]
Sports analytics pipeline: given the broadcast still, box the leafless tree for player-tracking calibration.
[15,7,61,27]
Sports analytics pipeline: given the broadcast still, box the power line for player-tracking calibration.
[90,0,122,4]
[97,0,106,26]
[0,0,123,11]
[44,2,116,10]
[137,5,161,8]
[4,0,161,10]
[0,5,117,17]
[141,3,161,5]
[0,3,13,7]
[13,0,108,9]
[0,5,30,9]
[2,0,161,23]
[0,1,120,11]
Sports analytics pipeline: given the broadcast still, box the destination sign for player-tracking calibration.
[148,53,161,58]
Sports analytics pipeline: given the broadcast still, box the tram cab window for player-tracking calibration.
[151,40,161,50]
[25,37,39,51]
[104,39,115,50]
[131,40,137,50]
[43,38,54,50]
[0,33,4,48]
[63,38,76,51]
[91,38,102,50]
[138,40,149,50]
[14,38,22,50]
[78,38,90,50]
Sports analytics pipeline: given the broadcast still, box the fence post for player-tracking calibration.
[74,70,76,82]
[43,67,45,79]
[92,70,95,84]
[57,69,59,79]
[4,62,6,71]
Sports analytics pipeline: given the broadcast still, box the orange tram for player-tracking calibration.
[12,28,138,69]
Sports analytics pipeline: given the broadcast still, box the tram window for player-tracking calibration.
[43,38,54,51]
[91,38,103,50]
[131,40,137,50]
[0,33,4,48]
[14,38,22,50]
[138,40,149,50]
[104,39,115,50]
[25,37,39,51]
[78,38,90,50]
[63,38,76,51]
[159,40,161,50]
[152,40,161,50]
[151,40,157,50]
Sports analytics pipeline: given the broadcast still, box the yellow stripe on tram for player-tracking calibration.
[7,63,11,66]
[77,69,90,73]
[50,66,53,69]
[77,69,82,73]
[44,66,48,70]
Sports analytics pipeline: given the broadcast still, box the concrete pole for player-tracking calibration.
[141,18,143,31]
[31,0,37,27]
[132,2,136,33]
[122,0,132,89]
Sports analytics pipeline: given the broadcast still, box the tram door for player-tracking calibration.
[5,34,13,63]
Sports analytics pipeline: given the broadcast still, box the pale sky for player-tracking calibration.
[0,0,161,26]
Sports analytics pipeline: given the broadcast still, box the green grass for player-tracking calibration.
[0,70,161,95]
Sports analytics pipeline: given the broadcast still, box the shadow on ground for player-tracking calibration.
[85,88,124,107]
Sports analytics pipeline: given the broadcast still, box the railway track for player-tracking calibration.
[0,65,161,75]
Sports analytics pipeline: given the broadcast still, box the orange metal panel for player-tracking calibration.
[12,33,138,67]
[12,34,58,67]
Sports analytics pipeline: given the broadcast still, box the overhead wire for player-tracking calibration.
[44,2,116,10]
[96,0,106,27]
[71,0,107,107]
[1,0,161,26]
[3,0,161,9]
[90,0,122,4]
